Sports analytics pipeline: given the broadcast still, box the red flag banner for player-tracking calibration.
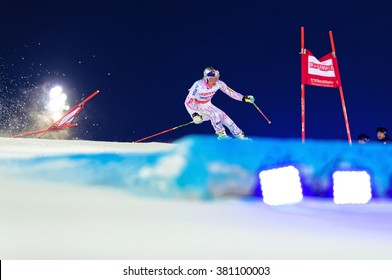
[301,50,341,88]
[49,105,83,130]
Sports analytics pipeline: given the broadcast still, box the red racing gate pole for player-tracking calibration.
[329,31,352,144]
[300,27,306,143]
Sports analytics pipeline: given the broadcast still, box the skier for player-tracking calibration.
[184,67,254,140]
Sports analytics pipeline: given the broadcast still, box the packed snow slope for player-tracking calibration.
[0,135,392,259]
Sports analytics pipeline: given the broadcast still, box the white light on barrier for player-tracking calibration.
[259,166,303,206]
[333,171,372,204]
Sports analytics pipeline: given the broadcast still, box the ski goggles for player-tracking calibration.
[205,69,220,78]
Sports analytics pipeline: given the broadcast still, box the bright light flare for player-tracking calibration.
[49,86,62,99]
[47,86,69,121]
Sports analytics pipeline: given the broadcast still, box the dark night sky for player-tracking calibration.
[0,0,391,142]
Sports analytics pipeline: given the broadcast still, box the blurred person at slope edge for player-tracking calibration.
[376,127,391,144]
[357,133,370,144]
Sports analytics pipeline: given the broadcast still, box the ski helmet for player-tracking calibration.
[203,67,220,80]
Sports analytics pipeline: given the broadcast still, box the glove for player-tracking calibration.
[192,112,203,124]
[242,95,255,103]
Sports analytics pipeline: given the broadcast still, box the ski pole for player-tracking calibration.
[133,120,195,143]
[253,102,271,124]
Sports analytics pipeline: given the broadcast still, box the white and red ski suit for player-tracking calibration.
[185,79,245,136]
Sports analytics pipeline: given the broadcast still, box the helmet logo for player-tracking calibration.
[206,70,219,77]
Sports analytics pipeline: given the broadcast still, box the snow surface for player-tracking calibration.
[1,136,392,260]
[0,137,173,159]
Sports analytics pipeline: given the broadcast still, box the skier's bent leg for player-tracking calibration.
[201,105,232,139]
[221,113,243,137]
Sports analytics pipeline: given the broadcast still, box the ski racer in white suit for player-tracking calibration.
[185,67,255,139]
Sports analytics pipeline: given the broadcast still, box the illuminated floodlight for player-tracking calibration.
[49,86,63,98]
[259,165,303,206]
[48,96,66,112]
[47,86,68,121]
[51,112,63,122]
[333,171,372,204]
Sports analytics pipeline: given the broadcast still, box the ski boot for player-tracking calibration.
[216,130,231,140]
[235,131,252,141]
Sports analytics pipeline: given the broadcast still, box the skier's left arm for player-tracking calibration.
[219,81,255,103]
